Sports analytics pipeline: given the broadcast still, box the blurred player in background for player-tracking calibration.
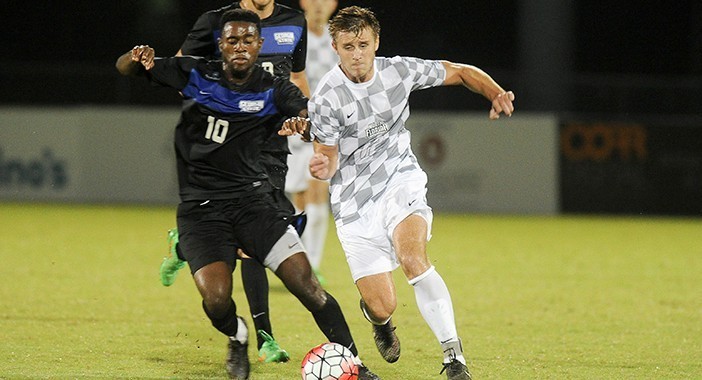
[304,6,515,380]
[158,0,309,363]
[285,0,338,285]
[116,9,380,380]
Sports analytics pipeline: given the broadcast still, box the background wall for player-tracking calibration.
[0,107,179,204]
[0,1,700,215]
[0,107,559,214]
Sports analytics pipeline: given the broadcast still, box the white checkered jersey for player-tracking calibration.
[309,56,446,226]
[306,26,338,93]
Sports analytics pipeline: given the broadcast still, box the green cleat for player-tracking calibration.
[159,228,185,287]
[257,330,290,363]
[314,269,327,286]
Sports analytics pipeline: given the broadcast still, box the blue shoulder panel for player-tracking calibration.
[210,26,302,57]
[260,25,303,55]
[182,69,279,116]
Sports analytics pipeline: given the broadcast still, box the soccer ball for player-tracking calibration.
[300,342,359,380]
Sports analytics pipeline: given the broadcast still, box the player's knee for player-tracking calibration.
[399,254,431,279]
[297,280,328,311]
[275,254,327,310]
[202,291,233,318]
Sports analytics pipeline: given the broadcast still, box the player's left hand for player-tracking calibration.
[489,91,515,120]
[278,116,311,141]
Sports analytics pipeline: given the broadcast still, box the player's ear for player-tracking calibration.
[331,39,338,53]
[217,37,223,51]
[374,36,380,52]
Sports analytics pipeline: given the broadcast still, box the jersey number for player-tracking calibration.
[262,61,274,75]
[205,116,229,144]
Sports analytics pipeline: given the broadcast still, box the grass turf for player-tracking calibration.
[0,203,700,379]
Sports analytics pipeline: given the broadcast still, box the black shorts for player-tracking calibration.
[262,151,295,215]
[261,151,288,190]
[176,193,291,274]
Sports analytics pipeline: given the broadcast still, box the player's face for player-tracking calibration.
[245,0,274,10]
[332,27,379,83]
[219,21,263,75]
[300,0,337,23]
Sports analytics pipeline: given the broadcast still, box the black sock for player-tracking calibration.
[175,243,186,261]
[202,299,239,337]
[241,259,271,349]
[312,292,358,357]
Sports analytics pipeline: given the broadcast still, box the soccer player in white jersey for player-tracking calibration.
[285,0,338,284]
[306,6,515,380]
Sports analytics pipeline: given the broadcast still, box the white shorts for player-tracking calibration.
[336,171,433,282]
[285,136,314,193]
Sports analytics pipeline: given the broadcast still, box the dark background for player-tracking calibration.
[1,0,701,114]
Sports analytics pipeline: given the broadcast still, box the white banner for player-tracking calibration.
[0,107,179,204]
[407,113,558,214]
[0,108,558,214]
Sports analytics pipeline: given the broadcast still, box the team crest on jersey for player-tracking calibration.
[365,121,389,138]
[274,32,295,45]
[239,100,265,113]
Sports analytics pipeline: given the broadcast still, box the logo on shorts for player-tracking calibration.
[288,242,299,249]
[408,199,417,206]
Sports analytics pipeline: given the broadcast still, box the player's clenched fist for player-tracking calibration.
[131,45,155,70]
[489,91,515,120]
[309,153,331,180]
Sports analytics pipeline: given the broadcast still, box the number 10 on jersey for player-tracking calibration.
[205,116,229,144]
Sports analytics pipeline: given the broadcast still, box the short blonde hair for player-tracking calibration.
[328,6,380,41]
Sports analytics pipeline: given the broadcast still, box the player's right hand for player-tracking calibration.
[309,153,331,180]
[131,45,155,70]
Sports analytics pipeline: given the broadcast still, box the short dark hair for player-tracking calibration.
[328,6,381,41]
[220,9,262,35]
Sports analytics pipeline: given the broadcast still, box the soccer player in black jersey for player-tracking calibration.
[159,0,311,363]
[116,9,380,380]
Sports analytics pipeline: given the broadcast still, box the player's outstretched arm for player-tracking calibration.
[116,45,156,76]
[441,61,515,119]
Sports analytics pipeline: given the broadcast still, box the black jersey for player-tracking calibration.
[147,56,307,201]
[180,2,307,78]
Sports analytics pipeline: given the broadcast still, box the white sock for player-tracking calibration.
[441,339,466,365]
[409,266,462,357]
[302,202,329,270]
[230,317,248,344]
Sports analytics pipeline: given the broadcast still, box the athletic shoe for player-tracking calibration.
[440,359,472,380]
[290,212,307,236]
[257,330,290,363]
[372,319,400,363]
[358,364,382,380]
[159,228,185,286]
[226,320,250,380]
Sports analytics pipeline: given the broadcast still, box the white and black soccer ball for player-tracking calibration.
[300,342,359,380]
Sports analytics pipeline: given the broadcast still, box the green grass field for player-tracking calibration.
[1,203,700,379]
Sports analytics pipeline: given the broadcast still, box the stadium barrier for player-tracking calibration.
[13,107,700,216]
[0,107,179,204]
